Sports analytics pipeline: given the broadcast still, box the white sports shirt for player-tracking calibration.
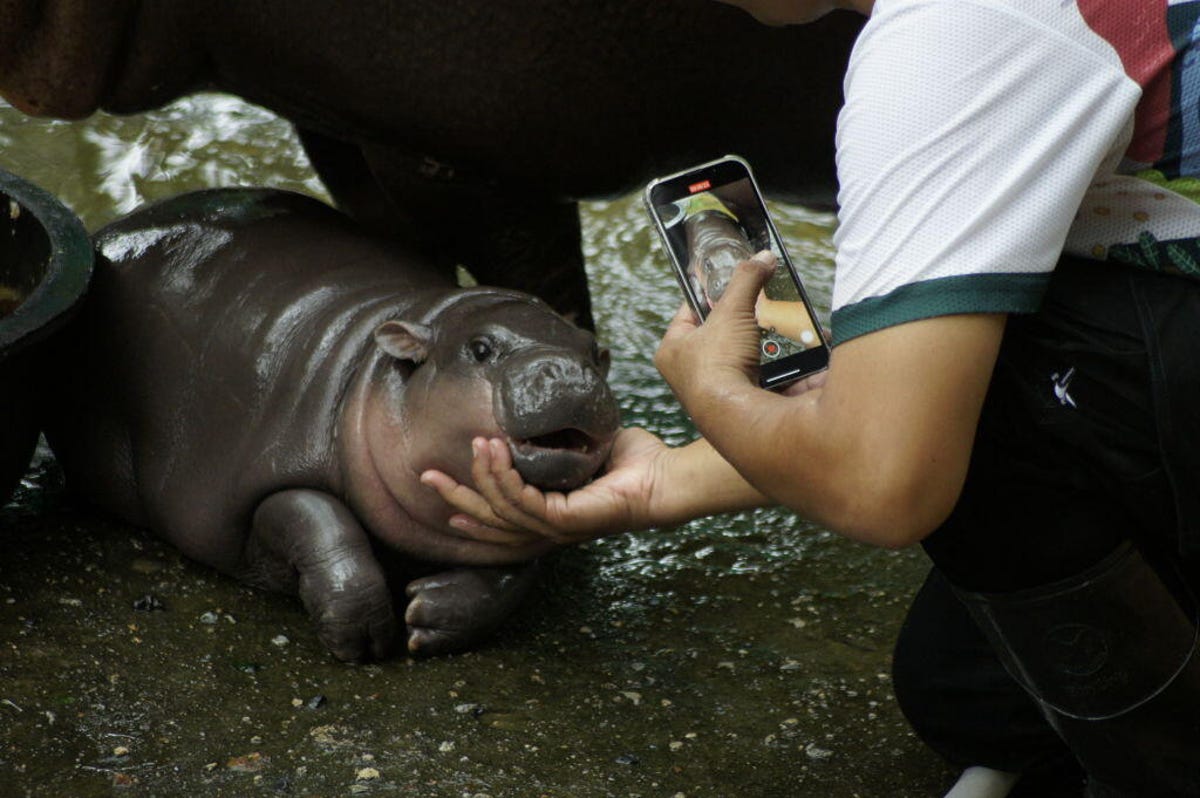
[830,0,1200,344]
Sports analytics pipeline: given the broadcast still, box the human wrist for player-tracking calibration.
[649,437,768,526]
[685,376,765,444]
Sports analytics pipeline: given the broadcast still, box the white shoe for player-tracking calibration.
[943,766,1021,798]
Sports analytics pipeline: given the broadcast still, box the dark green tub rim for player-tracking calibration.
[0,165,93,358]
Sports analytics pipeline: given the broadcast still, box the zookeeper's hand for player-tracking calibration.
[420,426,673,546]
[655,250,776,407]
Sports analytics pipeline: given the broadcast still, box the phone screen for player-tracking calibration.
[645,156,829,389]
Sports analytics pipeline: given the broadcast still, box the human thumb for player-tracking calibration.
[710,250,777,316]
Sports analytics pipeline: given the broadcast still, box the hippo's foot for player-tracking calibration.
[300,566,398,663]
[247,489,400,662]
[403,563,539,657]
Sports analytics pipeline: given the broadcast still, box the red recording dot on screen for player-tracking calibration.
[688,180,712,193]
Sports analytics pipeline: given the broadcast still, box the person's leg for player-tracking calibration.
[919,258,1200,796]
[893,569,1070,770]
[893,568,1086,797]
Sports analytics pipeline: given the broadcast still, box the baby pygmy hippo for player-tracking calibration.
[44,189,620,661]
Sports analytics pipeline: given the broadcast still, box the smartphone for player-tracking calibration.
[644,155,830,390]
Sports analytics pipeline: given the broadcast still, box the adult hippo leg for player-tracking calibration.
[299,129,595,330]
[295,128,421,244]
[243,489,399,662]
[455,195,591,332]
[404,563,541,657]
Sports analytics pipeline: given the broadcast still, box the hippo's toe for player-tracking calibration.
[404,566,537,657]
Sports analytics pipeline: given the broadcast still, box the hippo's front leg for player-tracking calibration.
[244,489,398,661]
[405,563,540,657]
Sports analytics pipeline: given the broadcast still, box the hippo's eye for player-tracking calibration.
[468,337,494,362]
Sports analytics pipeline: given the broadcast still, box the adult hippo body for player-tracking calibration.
[0,1,861,327]
[43,188,620,660]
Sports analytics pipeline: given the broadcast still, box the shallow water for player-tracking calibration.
[0,95,953,796]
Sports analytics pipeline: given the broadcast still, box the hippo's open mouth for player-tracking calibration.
[507,427,614,492]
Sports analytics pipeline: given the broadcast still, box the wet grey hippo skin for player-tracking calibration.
[0,1,861,328]
[684,210,755,308]
[42,188,620,661]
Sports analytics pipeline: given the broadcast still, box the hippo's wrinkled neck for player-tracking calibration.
[337,349,549,567]
[337,353,419,534]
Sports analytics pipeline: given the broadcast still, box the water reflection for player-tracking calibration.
[0,95,326,229]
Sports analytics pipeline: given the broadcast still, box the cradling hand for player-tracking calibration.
[420,426,672,546]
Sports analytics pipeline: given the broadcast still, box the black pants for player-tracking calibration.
[894,256,1200,773]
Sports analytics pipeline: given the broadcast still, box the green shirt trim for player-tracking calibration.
[831,272,1051,346]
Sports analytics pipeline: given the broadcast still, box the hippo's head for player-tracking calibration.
[373,289,620,493]
[684,210,754,308]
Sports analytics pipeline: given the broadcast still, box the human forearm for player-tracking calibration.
[646,436,773,527]
[680,379,857,532]
[676,315,1006,547]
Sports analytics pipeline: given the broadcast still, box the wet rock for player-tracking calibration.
[615,754,639,766]
[227,751,267,772]
[308,723,353,750]
[355,766,381,781]
[306,694,326,710]
[132,594,166,612]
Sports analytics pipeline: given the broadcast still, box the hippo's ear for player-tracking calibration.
[374,320,433,364]
[597,346,612,378]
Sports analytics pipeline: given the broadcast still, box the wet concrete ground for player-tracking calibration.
[2,444,952,797]
[1,96,956,796]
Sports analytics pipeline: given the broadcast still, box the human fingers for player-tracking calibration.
[478,439,584,544]
[444,512,545,546]
[778,368,829,398]
[707,250,776,319]
[418,467,532,542]
[666,299,701,331]
[462,437,586,544]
